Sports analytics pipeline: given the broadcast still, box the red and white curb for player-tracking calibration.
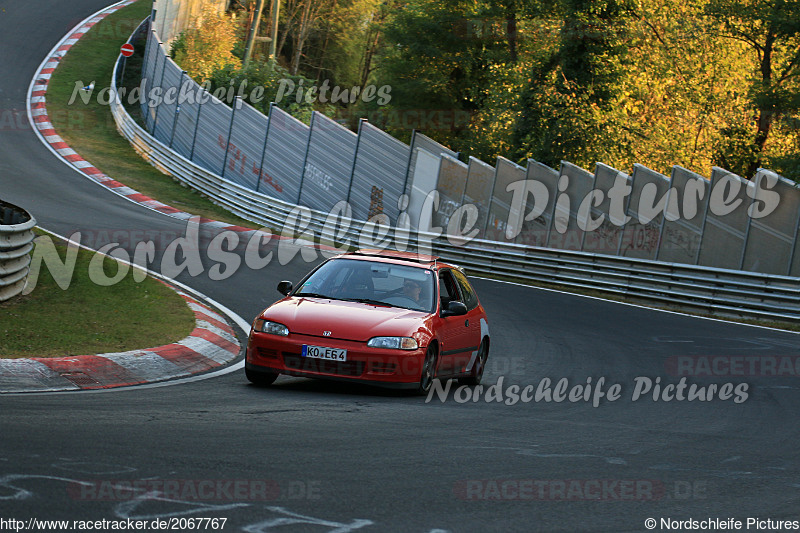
[0,286,240,393]
[26,0,341,254]
[27,0,257,239]
[7,0,247,393]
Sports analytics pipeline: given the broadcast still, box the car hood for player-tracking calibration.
[262,297,430,341]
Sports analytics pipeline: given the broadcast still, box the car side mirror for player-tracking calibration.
[277,281,293,296]
[442,300,467,317]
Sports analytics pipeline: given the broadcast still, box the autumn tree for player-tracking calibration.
[300,0,382,86]
[599,0,753,175]
[706,0,800,178]
[174,5,239,81]
[275,0,338,74]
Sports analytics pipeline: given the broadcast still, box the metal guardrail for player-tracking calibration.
[109,37,800,323]
[0,200,36,302]
[432,241,800,322]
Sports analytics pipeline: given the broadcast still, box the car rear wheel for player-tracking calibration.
[417,345,437,395]
[460,339,488,386]
[246,367,279,386]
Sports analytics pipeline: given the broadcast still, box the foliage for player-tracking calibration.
[705,0,800,178]
[170,31,188,58]
[302,0,383,87]
[602,0,754,175]
[511,0,631,169]
[763,116,800,178]
[372,0,522,148]
[513,67,624,169]
[173,5,239,82]
[170,0,800,181]
[508,0,800,179]
[207,61,317,122]
[461,62,528,162]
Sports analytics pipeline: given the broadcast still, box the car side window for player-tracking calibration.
[452,269,479,311]
[438,270,462,310]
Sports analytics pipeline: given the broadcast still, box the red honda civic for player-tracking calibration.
[245,250,490,394]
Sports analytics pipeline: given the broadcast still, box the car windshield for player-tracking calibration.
[294,258,435,313]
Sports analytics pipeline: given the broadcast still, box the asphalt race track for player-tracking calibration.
[2,2,800,532]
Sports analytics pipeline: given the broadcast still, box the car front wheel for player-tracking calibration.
[246,367,279,386]
[417,345,437,395]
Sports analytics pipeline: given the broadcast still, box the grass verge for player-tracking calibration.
[0,230,195,358]
[45,0,257,228]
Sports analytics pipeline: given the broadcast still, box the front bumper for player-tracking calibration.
[246,331,426,387]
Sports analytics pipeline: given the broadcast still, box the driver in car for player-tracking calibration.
[402,278,423,303]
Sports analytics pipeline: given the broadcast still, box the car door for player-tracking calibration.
[436,269,477,376]
[450,268,484,373]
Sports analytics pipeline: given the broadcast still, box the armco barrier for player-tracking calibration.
[108,26,800,323]
[432,240,800,322]
[0,200,36,302]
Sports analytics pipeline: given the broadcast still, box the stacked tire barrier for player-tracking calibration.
[0,200,36,302]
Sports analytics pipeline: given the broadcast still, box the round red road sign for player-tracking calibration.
[120,43,134,57]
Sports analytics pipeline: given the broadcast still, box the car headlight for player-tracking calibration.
[253,319,289,336]
[367,336,418,350]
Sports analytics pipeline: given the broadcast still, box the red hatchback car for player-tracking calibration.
[245,250,490,394]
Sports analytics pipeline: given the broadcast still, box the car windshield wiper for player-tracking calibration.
[295,292,333,299]
[345,298,392,307]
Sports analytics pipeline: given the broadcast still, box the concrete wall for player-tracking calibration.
[581,163,629,255]
[620,164,671,260]
[463,157,495,240]
[657,166,709,265]
[696,167,754,270]
[743,169,800,275]
[548,161,594,251]
[486,157,526,242]
[515,160,558,247]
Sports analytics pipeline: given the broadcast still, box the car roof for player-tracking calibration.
[337,249,460,271]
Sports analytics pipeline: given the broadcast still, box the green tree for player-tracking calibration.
[374,0,522,146]
[301,0,383,87]
[706,0,800,178]
[511,0,630,168]
[207,61,316,122]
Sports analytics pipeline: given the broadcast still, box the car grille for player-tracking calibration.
[257,348,279,360]
[282,353,366,377]
[369,362,397,374]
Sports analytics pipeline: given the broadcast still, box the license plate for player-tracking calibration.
[302,345,347,361]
